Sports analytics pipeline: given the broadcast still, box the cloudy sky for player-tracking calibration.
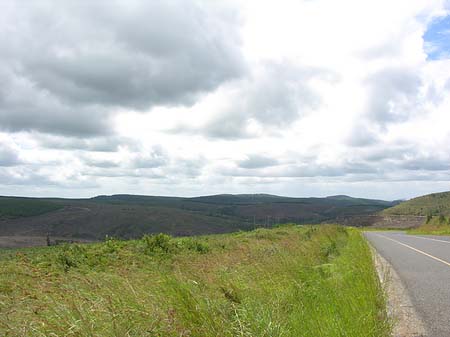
[1,0,450,200]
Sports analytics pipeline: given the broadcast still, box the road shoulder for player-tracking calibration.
[370,242,427,337]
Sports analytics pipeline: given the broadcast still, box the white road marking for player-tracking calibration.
[399,235,450,245]
[376,234,450,268]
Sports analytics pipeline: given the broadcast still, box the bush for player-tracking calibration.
[55,244,87,271]
[141,234,211,255]
[142,233,175,255]
[103,236,123,254]
[179,238,210,254]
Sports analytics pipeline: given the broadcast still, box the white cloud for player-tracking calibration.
[0,0,450,200]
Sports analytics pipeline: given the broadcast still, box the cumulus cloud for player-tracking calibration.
[238,154,279,169]
[179,61,328,139]
[82,157,121,169]
[223,160,378,179]
[0,169,56,186]
[364,67,424,126]
[0,68,113,137]
[0,0,450,200]
[0,0,245,137]
[36,135,136,152]
[0,143,21,167]
[130,145,168,169]
[361,144,450,172]
[346,122,380,147]
[77,145,204,181]
[165,157,206,178]
[0,166,99,189]
[400,156,450,171]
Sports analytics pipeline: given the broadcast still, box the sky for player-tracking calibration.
[0,0,450,200]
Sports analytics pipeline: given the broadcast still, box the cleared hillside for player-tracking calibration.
[383,191,450,216]
[0,194,396,245]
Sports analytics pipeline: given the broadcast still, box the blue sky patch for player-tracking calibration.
[424,15,450,60]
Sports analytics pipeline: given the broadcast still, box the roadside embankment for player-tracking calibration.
[0,225,390,336]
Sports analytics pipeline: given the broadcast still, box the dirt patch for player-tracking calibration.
[0,236,94,249]
[337,215,425,229]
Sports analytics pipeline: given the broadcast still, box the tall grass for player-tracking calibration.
[0,225,390,336]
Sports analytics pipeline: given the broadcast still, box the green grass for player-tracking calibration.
[0,225,390,337]
[408,215,450,235]
[383,191,450,216]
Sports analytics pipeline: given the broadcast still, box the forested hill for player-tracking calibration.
[0,194,396,240]
[382,191,450,216]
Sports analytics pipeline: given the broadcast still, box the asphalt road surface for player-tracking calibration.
[365,232,450,337]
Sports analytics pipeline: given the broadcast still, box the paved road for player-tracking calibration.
[365,232,450,337]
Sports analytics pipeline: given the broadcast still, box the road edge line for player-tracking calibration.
[377,234,450,267]
[402,235,450,245]
[368,241,427,337]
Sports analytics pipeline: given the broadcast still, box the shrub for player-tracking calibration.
[142,233,175,255]
[179,238,210,254]
[55,244,87,271]
[56,251,78,272]
[103,236,122,254]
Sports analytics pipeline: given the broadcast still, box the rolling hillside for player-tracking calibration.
[382,191,450,216]
[0,196,64,218]
[0,193,396,244]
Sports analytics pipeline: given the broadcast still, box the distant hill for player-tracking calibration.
[325,195,395,206]
[382,191,450,216]
[0,196,64,218]
[0,193,397,242]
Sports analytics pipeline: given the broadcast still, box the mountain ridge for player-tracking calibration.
[0,193,398,246]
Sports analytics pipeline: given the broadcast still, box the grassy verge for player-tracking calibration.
[408,215,450,235]
[0,225,390,337]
